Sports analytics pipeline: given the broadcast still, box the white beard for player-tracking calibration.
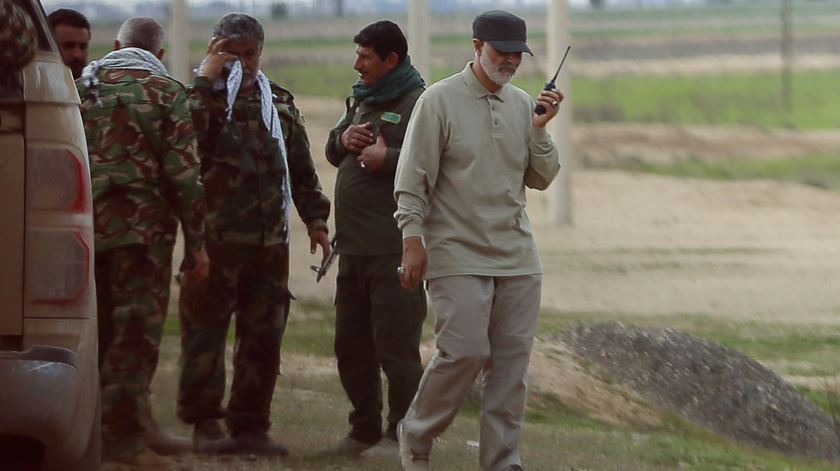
[479,52,516,86]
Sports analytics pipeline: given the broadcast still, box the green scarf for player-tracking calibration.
[351,55,425,106]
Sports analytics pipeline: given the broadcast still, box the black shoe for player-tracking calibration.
[145,426,192,456]
[323,435,374,456]
[143,412,192,456]
[232,430,289,456]
[193,420,235,454]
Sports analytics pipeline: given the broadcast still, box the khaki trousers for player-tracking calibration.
[400,274,542,471]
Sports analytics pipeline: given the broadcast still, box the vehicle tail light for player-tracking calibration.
[26,147,86,213]
[26,229,89,303]
[25,145,92,304]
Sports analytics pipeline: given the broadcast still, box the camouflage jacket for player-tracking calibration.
[77,69,206,253]
[189,76,330,246]
[0,0,36,69]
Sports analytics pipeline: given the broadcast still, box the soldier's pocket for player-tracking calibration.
[276,288,295,335]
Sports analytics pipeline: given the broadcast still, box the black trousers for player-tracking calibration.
[334,252,427,444]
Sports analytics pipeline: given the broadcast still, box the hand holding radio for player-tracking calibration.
[533,45,571,117]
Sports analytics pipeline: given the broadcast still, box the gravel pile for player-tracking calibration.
[554,321,840,462]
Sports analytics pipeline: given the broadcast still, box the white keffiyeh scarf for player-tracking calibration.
[218,61,292,244]
[81,47,169,103]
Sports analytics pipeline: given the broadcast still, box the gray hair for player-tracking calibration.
[212,13,264,47]
[116,17,164,53]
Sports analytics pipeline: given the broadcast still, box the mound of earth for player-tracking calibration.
[554,322,840,462]
[462,338,665,429]
[526,338,662,429]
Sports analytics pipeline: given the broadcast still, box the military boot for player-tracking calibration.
[193,419,235,454]
[363,437,399,459]
[144,419,192,456]
[231,429,289,456]
[323,434,374,456]
[100,448,177,471]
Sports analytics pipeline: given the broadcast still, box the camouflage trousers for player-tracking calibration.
[177,242,291,435]
[95,243,173,457]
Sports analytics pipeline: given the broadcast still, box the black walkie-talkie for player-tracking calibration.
[534,45,571,115]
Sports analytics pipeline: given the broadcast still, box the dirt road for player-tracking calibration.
[283,96,840,325]
[165,96,840,324]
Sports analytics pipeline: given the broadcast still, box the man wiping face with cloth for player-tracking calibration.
[176,13,332,456]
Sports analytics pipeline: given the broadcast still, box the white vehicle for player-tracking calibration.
[0,0,100,469]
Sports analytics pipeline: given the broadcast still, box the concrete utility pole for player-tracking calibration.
[780,0,793,114]
[408,0,430,82]
[547,0,573,225]
[169,0,191,84]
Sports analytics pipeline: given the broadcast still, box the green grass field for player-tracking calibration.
[565,71,840,130]
[606,153,840,192]
[82,49,840,132]
[84,0,840,132]
[264,64,840,130]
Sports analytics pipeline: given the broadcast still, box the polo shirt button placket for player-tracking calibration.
[489,97,503,138]
[489,97,498,126]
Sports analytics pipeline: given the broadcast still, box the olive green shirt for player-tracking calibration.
[394,62,560,279]
[327,86,424,255]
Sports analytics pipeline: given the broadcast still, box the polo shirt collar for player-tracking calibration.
[461,62,510,102]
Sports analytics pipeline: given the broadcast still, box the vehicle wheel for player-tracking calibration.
[63,394,101,471]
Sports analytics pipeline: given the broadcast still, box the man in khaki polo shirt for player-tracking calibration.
[394,9,564,471]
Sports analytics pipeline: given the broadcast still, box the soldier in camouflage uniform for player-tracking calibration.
[0,0,36,70]
[177,13,331,456]
[77,17,208,470]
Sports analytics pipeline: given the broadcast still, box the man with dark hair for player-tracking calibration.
[323,20,427,457]
[77,16,208,470]
[395,10,564,471]
[47,8,90,79]
[177,13,331,456]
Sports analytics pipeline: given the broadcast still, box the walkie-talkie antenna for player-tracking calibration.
[534,45,571,115]
[550,46,571,83]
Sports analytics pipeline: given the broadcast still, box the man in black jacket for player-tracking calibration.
[325,20,427,456]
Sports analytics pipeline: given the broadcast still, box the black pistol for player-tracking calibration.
[534,45,571,116]
[310,236,338,283]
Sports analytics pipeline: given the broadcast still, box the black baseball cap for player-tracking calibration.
[472,10,533,56]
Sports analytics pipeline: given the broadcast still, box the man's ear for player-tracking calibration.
[156,48,165,61]
[472,39,483,55]
[113,39,121,51]
[385,52,400,71]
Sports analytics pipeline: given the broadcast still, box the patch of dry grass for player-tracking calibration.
[148,300,840,470]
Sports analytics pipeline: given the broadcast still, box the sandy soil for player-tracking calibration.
[155,95,840,459]
[278,96,840,327]
[166,95,840,323]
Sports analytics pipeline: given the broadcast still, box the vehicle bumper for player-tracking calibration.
[0,345,91,466]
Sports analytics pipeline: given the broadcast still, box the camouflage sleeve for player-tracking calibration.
[188,76,226,145]
[161,85,206,252]
[325,110,350,168]
[281,98,331,235]
[0,0,36,69]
